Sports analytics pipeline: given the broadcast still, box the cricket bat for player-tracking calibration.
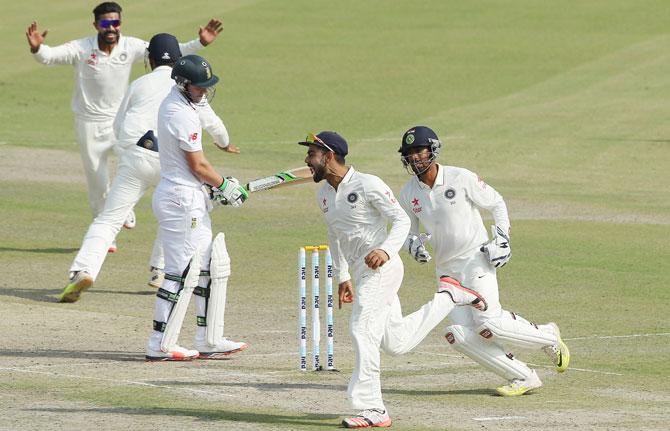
[245,166,313,193]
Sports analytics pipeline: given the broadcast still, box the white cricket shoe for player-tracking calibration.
[148,267,165,288]
[543,322,570,373]
[194,338,249,359]
[58,271,93,303]
[438,276,488,311]
[108,240,117,253]
[123,209,136,229]
[145,344,199,362]
[496,369,542,396]
[342,409,392,428]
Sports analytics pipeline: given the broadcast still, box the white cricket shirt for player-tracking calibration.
[33,35,203,121]
[113,66,229,151]
[317,167,410,283]
[399,164,510,271]
[157,86,203,188]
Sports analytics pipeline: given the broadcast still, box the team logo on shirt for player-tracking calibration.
[321,197,328,213]
[411,197,422,214]
[190,132,198,141]
[412,198,423,214]
[444,188,456,199]
[86,52,98,66]
[347,192,358,203]
[119,53,127,62]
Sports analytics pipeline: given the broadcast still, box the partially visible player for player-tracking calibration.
[397,126,570,396]
[300,131,486,428]
[26,2,223,240]
[145,55,248,361]
[58,34,239,303]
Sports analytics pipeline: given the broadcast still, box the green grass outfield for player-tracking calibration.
[1,1,669,430]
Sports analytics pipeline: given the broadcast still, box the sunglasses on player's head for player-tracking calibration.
[305,133,335,153]
[98,19,121,28]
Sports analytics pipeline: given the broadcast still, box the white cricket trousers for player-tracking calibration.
[348,255,455,412]
[147,180,213,350]
[74,118,121,218]
[441,249,556,380]
[70,147,161,279]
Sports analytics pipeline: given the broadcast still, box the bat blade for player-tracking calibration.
[245,166,313,193]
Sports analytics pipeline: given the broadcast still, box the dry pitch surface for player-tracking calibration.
[1,147,668,431]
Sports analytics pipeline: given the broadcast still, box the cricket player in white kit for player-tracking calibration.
[26,2,223,225]
[58,34,239,303]
[300,131,487,428]
[397,126,570,397]
[145,55,248,361]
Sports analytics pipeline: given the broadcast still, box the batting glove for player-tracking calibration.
[406,233,432,263]
[211,177,249,207]
[480,225,511,268]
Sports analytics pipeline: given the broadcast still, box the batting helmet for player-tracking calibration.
[399,126,442,176]
[171,54,219,88]
[398,126,442,156]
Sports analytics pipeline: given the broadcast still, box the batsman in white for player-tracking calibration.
[26,1,223,245]
[57,34,240,303]
[145,55,248,361]
[301,131,486,429]
[397,126,570,397]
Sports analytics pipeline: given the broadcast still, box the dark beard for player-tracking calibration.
[100,31,118,45]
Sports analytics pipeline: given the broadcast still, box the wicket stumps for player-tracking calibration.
[298,245,336,371]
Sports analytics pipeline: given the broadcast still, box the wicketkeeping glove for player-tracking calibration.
[480,225,511,268]
[406,233,432,263]
[211,176,249,208]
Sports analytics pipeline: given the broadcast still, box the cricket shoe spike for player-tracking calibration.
[342,409,392,428]
[58,271,93,303]
[145,344,199,362]
[438,276,488,311]
[194,338,248,359]
[123,209,136,229]
[148,267,165,289]
[496,369,542,396]
[543,322,570,373]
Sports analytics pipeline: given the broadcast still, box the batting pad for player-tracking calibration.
[445,324,532,381]
[477,311,557,350]
[160,250,201,352]
[207,233,231,346]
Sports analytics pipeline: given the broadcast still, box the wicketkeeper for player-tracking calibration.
[397,126,570,396]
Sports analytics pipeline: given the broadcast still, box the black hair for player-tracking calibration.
[319,147,345,165]
[93,2,122,20]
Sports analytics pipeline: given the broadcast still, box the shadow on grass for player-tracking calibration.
[387,387,495,396]
[149,380,494,397]
[0,247,78,254]
[0,348,141,362]
[0,287,63,302]
[153,380,348,392]
[0,287,155,302]
[26,406,339,427]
